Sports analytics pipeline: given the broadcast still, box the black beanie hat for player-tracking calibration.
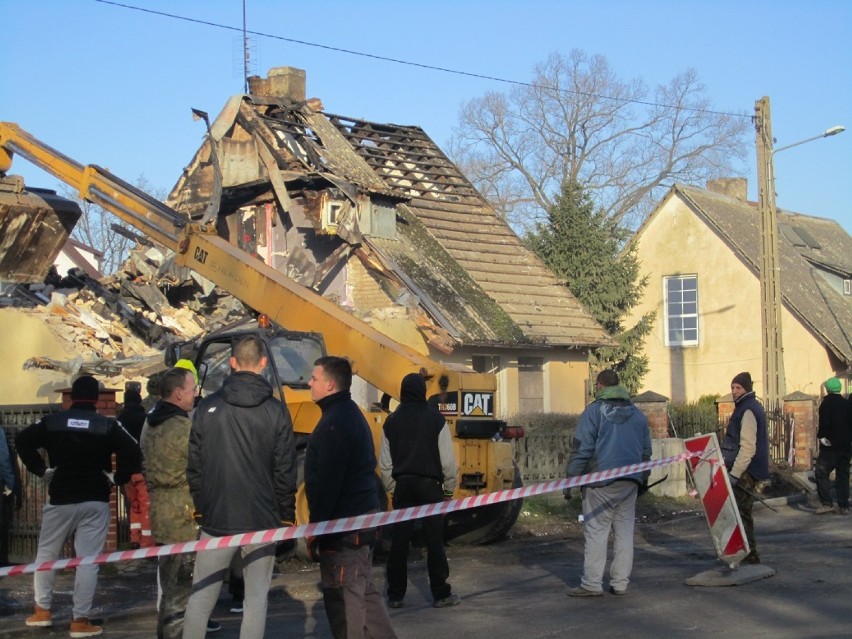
[731,371,753,393]
[71,375,100,403]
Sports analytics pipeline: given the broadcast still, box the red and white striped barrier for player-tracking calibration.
[0,451,699,578]
[684,433,749,564]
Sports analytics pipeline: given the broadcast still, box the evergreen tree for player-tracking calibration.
[526,180,655,395]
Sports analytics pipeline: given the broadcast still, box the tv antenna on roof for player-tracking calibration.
[234,0,260,91]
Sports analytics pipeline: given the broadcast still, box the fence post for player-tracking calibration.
[632,390,670,439]
[782,391,817,472]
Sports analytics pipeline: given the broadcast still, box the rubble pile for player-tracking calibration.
[2,243,249,395]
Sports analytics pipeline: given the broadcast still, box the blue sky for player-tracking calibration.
[3,0,851,231]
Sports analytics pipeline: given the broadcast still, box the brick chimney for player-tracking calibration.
[706,177,748,202]
[248,66,306,101]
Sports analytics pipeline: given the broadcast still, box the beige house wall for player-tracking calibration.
[628,197,834,403]
[0,309,74,405]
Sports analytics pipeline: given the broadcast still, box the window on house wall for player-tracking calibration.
[472,354,500,374]
[664,275,699,346]
[518,357,543,413]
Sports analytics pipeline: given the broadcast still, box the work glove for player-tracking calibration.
[42,468,56,484]
[443,491,454,502]
[102,470,116,486]
[729,475,739,488]
[563,487,573,501]
[2,487,11,497]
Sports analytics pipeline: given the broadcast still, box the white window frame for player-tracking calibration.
[664,275,699,347]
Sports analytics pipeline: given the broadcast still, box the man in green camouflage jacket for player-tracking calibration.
[140,367,199,639]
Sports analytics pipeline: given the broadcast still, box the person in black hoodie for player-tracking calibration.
[306,356,397,639]
[16,375,141,637]
[814,376,852,514]
[182,335,297,639]
[118,387,152,549]
[380,372,459,609]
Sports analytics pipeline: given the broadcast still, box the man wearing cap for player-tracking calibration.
[721,371,769,565]
[814,377,851,515]
[16,375,142,637]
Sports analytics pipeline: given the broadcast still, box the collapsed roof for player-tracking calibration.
[166,66,611,352]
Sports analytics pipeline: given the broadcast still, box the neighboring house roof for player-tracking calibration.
[653,183,852,365]
[170,94,611,350]
[58,237,103,280]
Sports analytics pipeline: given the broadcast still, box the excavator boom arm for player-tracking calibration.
[0,121,489,400]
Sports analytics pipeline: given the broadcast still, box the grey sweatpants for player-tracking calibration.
[181,533,276,639]
[34,501,110,619]
[580,481,639,593]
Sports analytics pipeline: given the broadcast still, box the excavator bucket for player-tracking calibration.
[0,175,81,283]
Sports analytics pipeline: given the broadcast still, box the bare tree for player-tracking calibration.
[59,176,166,276]
[448,50,750,231]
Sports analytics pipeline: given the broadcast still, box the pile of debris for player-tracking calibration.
[2,243,249,395]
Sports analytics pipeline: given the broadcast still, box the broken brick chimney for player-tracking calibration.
[248,66,306,101]
[706,177,748,202]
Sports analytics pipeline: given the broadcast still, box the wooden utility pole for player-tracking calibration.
[754,96,786,408]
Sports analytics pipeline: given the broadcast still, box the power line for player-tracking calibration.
[94,0,749,120]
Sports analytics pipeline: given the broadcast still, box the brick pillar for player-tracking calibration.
[59,385,121,551]
[632,390,670,439]
[783,391,817,471]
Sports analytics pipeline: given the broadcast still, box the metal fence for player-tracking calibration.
[2,405,130,563]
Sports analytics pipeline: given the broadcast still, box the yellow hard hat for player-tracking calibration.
[175,359,199,385]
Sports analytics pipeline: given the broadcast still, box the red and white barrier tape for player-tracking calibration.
[0,451,699,578]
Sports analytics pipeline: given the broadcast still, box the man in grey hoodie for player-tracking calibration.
[565,370,651,597]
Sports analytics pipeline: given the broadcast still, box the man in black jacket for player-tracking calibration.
[17,375,141,637]
[814,376,851,514]
[182,336,297,639]
[306,356,396,639]
[380,372,459,609]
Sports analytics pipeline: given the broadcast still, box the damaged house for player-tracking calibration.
[166,66,611,415]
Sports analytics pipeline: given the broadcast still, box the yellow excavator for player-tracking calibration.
[0,122,522,543]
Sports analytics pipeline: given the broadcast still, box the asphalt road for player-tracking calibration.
[1,497,849,638]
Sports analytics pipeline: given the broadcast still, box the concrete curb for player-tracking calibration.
[754,491,808,510]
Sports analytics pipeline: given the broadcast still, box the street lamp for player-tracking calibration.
[754,96,846,410]
[773,125,845,155]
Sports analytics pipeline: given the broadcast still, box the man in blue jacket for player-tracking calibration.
[566,370,651,597]
[306,356,396,639]
[182,335,297,639]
